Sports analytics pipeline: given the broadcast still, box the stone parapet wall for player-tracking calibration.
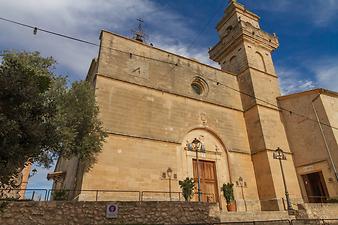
[1,201,337,225]
[0,201,220,225]
[297,203,338,219]
[220,211,293,222]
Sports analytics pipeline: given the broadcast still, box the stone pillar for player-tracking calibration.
[209,1,302,210]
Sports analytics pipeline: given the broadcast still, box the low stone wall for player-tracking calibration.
[219,211,293,222]
[297,203,338,219]
[1,201,337,225]
[0,201,220,225]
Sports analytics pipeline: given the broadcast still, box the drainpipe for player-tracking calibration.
[311,94,338,181]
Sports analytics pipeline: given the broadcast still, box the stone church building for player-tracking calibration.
[51,1,338,211]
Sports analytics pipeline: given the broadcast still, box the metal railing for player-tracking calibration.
[47,189,142,201]
[0,188,216,202]
[212,220,338,225]
[140,191,215,202]
[290,219,338,225]
[141,191,182,201]
[0,188,48,201]
[214,220,291,225]
[1,188,336,208]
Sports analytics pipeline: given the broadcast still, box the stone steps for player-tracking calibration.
[220,210,295,222]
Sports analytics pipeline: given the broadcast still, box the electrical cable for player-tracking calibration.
[0,17,97,46]
[0,17,177,66]
[1,16,337,131]
[186,0,224,51]
[203,76,338,130]
[161,0,224,88]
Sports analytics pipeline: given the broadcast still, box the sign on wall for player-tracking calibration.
[106,203,118,218]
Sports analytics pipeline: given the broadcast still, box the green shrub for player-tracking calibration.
[52,189,68,201]
[221,183,234,204]
[179,177,195,201]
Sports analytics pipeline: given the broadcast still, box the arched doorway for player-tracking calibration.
[181,128,230,203]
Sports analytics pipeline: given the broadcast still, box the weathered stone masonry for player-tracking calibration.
[0,201,220,225]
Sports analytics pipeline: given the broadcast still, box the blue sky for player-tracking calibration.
[1,0,338,190]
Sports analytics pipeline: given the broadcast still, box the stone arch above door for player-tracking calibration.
[181,128,229,155]
[179,128,231,203]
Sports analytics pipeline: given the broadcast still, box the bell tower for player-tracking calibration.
[209,0,302,210]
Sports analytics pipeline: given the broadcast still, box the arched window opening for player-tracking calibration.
[229,55,240,74]
[255,51,267,72]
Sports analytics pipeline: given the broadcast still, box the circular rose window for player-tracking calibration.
[191,77,208,96]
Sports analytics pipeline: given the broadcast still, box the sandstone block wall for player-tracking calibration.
[76,30,261,208]
[279,91,338,200]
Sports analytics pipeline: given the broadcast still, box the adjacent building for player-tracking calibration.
[279,89,338,203]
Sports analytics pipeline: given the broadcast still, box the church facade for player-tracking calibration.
[52,1,337,211]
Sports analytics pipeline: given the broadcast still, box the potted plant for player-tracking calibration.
[52,189,68,201]
[221,183,236,211]
[179,177,195,201]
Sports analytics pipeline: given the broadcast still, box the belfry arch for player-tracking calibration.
[255,51,267,72]
[180,128,231,205]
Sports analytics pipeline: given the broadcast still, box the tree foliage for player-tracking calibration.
[0,51,107,188]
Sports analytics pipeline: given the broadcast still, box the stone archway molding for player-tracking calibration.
[181,126,233,183]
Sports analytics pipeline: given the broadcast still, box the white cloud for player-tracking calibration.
[310,57,338,92]
[0,1,220,189]
[251,0,338,27]
[276,66,316,95]
[250,1,292,12]
[311,0,338,26]
[26,163,55,194]
[151,34,219,67]
[277,55,338,95]
[0,0,214,79]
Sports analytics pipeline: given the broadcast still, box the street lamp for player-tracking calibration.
[273,147,293,211]
[236,176,247,211]
[187,138,206,202]
[167,168,173,201]
[161,167,177,201]
[29,168,37,178]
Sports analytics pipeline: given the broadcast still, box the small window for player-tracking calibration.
[191,83,203,95]
[191,77,208,96]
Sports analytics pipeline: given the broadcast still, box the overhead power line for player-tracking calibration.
[158,0,225,81]
[0,17,98,46]
[0,17,177,66]
[0,16,337,131]
[157,0,225,85]
[203,76,338,130]
[186,0,224,51]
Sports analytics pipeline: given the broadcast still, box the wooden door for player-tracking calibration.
[193,160,218,202]
[302,171,329,203]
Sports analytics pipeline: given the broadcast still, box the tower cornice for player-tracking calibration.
[217,1,260,31]
[209,20,279,62]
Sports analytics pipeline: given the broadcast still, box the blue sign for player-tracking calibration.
[106,203,118,218]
